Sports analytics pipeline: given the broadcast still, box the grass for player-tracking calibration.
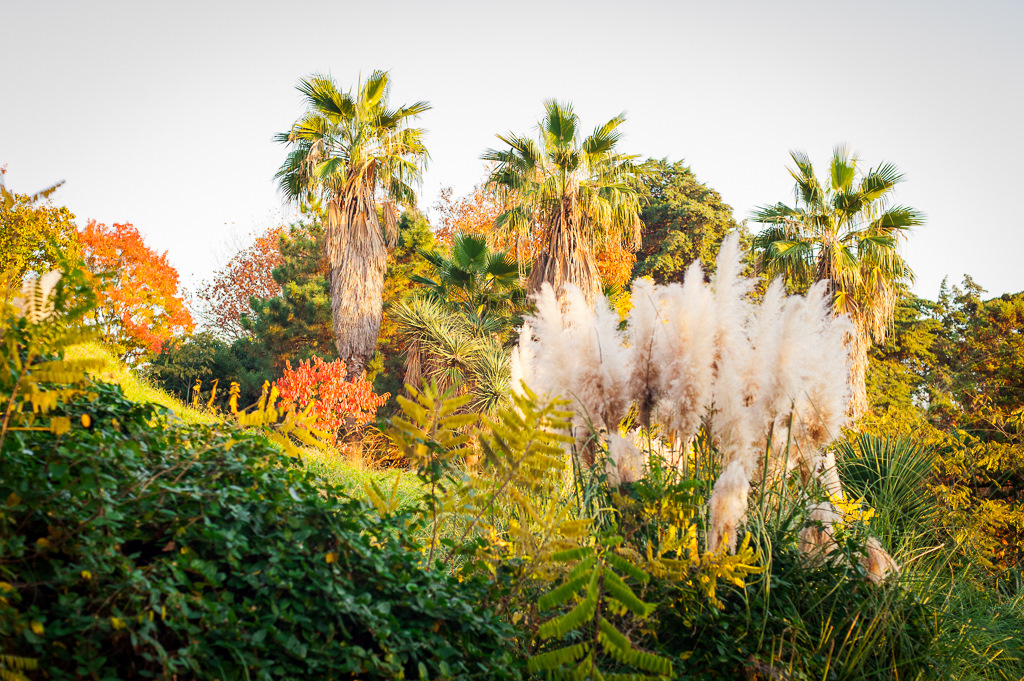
[66,342,214,424]
[300,446,423,508]
[65,341,421,503]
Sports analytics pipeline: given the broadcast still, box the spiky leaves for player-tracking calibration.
[275,72,430,376]
[484,100,646,304]
[751,146,924,416]
[397,235,528,414]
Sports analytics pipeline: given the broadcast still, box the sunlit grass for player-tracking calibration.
[300,445,422,508]
[66,342,214,424]
[64,342,418,499]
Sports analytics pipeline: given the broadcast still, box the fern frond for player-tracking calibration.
[527,643,589,673]
[602,570,654,617]
[552,546,595,563]
[538,568,600,640]
[606,553,650,585]
[538,570,593,610]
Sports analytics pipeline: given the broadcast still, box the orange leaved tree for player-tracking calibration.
[78,220,194,364]
[193,226,284,340]
[273,356,388,443]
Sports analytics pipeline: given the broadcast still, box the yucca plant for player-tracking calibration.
[396,234,527,414]
[835,434,937,560]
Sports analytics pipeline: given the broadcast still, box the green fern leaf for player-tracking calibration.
[526,643,588,673]
[607,553,650,585]
[602,570,654,617]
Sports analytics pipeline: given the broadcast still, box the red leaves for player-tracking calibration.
[273,357,388,442]
[193,227,284,340]
[77,220,193,363]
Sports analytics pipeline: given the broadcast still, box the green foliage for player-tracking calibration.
[0,259,522,680]
[0,169,79,279]
[484,99,647,303]
[529,540,674,681]
[387,383,578,569]
[0,384,521,681]
[411,232,527,327]
[652,505,935,680]
[835,434,938,556]
[632,159,742,284]
[862,280,1024,572]
[394,231,527,414]
[67,341,215,425]
[373,208,438,402]
[1,267,103,440]
[146,331,246,410]
[241,220,337,377]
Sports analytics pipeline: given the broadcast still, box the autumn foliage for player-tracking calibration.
[78,220,193,363]
[273,356,388,442]
[193,226,285,340]
[433,182,503,246]
[434,179,635,290]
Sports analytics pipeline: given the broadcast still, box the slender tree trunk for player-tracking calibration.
[324,184,386,379]
[847,323,871,420]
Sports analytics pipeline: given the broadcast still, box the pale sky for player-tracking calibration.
[3,0,1022,300]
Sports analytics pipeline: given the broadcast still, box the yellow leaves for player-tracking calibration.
[234,383,330,458]
[109,617,126,630]
[391,384,477,466]
[48,416,71,435]
[229,381,240,414]
[829,491,876,525]
[5,492,20,507]
[80,570,93,580]
[0,582,14,593]
[29,621,44,635]
[646,494,764,610]
[325,552,337,564]
[364,475,404,516]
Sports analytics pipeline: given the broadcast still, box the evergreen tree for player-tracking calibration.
[241,220,336,373]
[632,159,741,284]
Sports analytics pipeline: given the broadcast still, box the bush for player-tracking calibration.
[0,382,522,681]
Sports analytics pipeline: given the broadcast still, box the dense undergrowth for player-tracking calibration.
[3,264,1023,681]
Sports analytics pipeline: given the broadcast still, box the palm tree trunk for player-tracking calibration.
[848,322,871,419]
[324,184,386,379]
[528,201,601,304]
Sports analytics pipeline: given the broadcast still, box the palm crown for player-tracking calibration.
[410,233,526,329]
[752,145,924,340]
[275,71,430,244]
[483,100,646,302]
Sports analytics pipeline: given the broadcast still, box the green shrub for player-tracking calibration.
[0,382,522,680]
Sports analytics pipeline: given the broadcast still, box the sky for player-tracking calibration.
[2,0,1022,299]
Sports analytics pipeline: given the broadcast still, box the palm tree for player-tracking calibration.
[411,232,527,328]
[483,100,646,304]
[751,145,924,417]
[275,71,429,377]
[396,234,528,414]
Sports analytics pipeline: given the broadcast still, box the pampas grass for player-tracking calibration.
[514,234,889,569]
